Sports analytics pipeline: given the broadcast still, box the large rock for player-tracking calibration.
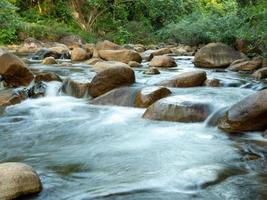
[71,48,89,61]
[59,35,85,49]
[0,162,42,200]
[159,71,206,87]
[135,86,172,108]
[150,55,177,68]
[61,79,91,98]
[98,49,142,64]
[228,58,262,72]
[142,48,172,61]
[193,43,245,68]
[252,67,267,79]
[0,53,34,87]
[91,86,171,108]
[35,72,62,83]
[93,61,130,72]
[218,89,267,132]
[0,89,28,106]
[96,40,121,51]
[90,66,135,97]
[143,96,212,122]
[85,57,104,66]
[17,38,45,53]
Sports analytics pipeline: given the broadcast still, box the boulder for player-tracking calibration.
[128,61,142,68]
[159,71,206,88]
[143,67,160,75]
[0,89,28,107]
[143,96,212,122]
[135,86,172,108]
[218,89,267,132]
[0,53,34,87]
[98,49,142,64]
[252,67,267,79]
[93,61,130,73]
[0,162,42,200]
[49,45,70,59]
[228,58,262,72]
[42,57,57,65]
[96,40,122,51]
[141,48,172,61]
[35,72,62,83]
[61,79,91,98]
[193,43,245,68]
[91,86,171,108]
[150,55,177,68]
[90,66,135,97]
[71,48,89,61]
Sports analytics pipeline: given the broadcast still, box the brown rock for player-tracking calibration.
[59,35,85,49]
[150,55,177,68]
[142,48,172,61]
[42,57,57,65]
[159,71,207,87]
[204,79,221,87]
[0,53,34,87]
[128,61,142,68]
[143,67,160,75]
[218,89,267,132]
[0,89,27,106]
[228,58,262,72]
[98,49,142,64]
[35,72,62,83]
[193,43,245,68]
[143,97,212,122]
[91,86,171,108]
[61,79,91,98]
[0,162,42,200]
[71,48,89,61]
[93,61,130,73]
[90,66,135,97]
[135,86,172,108]
[96,40,122,51]
[252,67,267,79]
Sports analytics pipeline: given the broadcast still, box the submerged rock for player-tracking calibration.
[0,162,42,200]
[193,43,245,68]
[42,56,57,65]
[90,66,135,97]
[204,79,221,87]
[143,96,212,122]
[159,71,206,88]
[150,55,177,68]
[61,79,91,98]
[30,48,66,60]
[218,89,267,132]
[143,67,160,75]
[128,61,142,68]
[98,49,142,64]
[0,53,34,87]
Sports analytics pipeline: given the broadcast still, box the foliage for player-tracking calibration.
[0,0,266,55]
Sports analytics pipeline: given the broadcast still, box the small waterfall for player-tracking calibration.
[45,81,62,97]
[204,106,229,127]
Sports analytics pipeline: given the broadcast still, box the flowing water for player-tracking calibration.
[1,57,267,200]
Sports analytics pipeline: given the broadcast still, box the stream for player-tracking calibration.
[1,56,267,200]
